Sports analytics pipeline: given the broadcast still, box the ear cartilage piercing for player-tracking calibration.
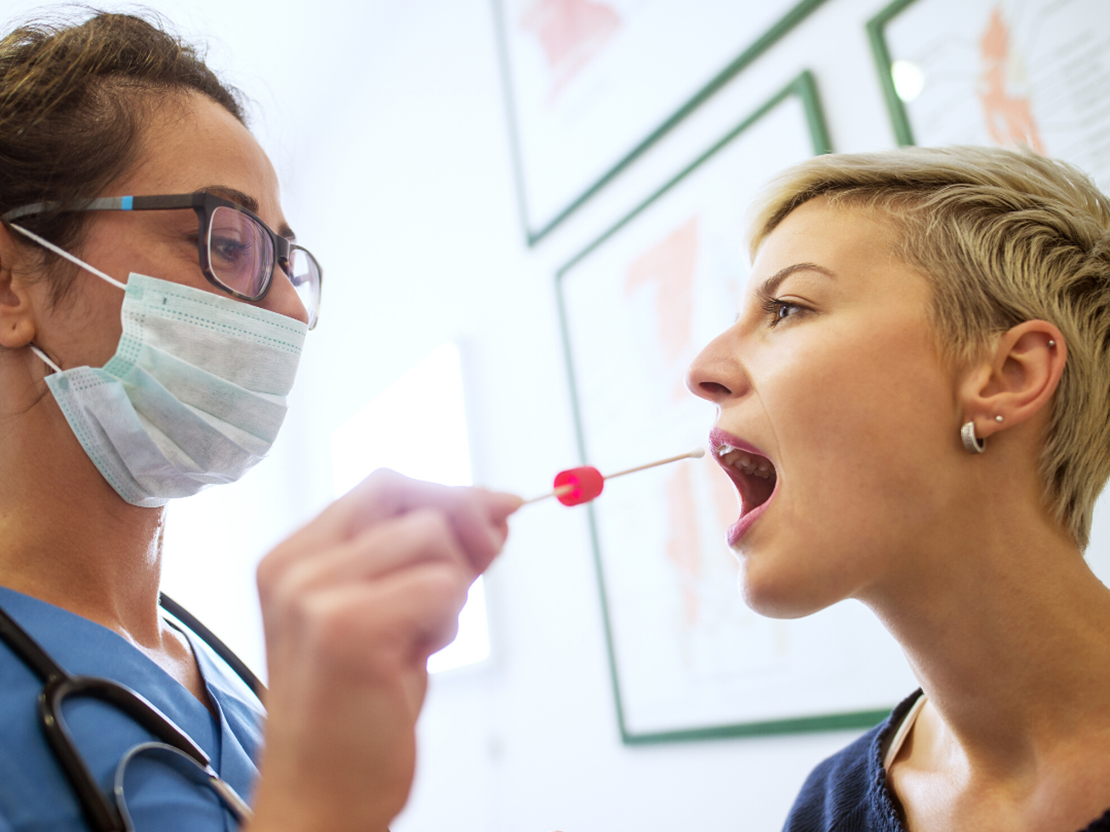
[1049,340,1056,347]
[522,448,706,506]
[995,415,1004,423]
[961,421,986,454]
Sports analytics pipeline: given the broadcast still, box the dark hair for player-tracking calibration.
[0,10,246,301]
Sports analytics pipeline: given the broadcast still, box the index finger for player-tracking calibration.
[279,469,522,571]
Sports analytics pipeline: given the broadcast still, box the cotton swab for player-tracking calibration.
[522,448,705,506]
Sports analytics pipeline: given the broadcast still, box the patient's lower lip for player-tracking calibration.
[728,497,772,548]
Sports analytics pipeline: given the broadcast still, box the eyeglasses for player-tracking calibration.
[2,192,322,329]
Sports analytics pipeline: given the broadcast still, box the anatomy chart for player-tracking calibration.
[558,77,918,741]
[494,0,827,240]
[873,0,1110,193]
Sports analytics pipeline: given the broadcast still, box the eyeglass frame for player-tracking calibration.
[1,192,322,329]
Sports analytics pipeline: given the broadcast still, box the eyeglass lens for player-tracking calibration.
[208,205,320,327]
[288,246,321,328]
[207,206,273,299]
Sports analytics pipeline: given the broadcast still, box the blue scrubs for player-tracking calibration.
[0,586,263,831]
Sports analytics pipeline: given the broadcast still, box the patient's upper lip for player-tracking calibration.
[709,427,767,459]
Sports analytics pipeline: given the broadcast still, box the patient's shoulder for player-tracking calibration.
[781,691,923,832]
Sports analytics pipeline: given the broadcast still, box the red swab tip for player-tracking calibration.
[553,466,604,506]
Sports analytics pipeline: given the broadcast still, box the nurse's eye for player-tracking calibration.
[211,234,252,266]
[761,297,806,327]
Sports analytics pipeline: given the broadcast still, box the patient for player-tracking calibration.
[685,146,1110,831]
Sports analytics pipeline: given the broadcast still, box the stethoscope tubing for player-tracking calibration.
[0,595,261,831]
[158,594,265,699]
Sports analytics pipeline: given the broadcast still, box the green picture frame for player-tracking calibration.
[493,0,831,246]
[868,0,1110,205]
[866,0,918,146]
[556,72,909,744]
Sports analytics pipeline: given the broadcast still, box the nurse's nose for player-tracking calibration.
[257,261,310,326]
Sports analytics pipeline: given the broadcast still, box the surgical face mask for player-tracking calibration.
[13,224,307,508]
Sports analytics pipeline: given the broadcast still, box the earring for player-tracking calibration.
[1048,340,1056,347]
[995,415,1004,422]
[961,421,986,454]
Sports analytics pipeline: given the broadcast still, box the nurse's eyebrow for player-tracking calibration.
[199,185,296,239]
[756,262,836,299]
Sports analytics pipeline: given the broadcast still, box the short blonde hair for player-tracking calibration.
[748,146,1110,548]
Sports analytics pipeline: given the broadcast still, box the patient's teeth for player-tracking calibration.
[715,445,775,480]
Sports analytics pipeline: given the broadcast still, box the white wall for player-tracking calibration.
[7,2,1110,831]
[275,2,1110,830]
[290,3,893,830]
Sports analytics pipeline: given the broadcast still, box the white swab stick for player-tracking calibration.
[602,447,705,481]
[521,448,705,506]
[519,484,575,506]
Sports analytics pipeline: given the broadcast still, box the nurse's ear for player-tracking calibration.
[0,223,39,349]
[956,320,1065,444]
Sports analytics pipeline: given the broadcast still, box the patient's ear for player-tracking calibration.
[957,320,1065,442]
[0,224,39,349]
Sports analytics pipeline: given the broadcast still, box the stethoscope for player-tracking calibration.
[0,594,264,832]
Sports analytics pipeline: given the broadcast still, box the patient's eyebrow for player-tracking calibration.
[755,262,836,299]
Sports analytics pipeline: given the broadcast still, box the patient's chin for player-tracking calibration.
[737,560,832,621]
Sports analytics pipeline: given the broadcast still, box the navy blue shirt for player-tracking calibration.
[0,587,263,831]
[784,690,1110,832]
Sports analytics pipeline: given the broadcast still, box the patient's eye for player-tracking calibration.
[762,297,805,327]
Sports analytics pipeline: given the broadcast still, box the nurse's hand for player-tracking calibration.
[248,469,521,832]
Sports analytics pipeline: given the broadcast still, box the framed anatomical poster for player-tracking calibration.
[493,0,829,244]
[557,73,918,742]
[868,0,1110,194]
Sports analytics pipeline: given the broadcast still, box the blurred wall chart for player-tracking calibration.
[871,0,1110,192]
[557,77,917,742]
[495,0,829,240]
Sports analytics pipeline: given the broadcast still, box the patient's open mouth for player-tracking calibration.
[708,428,778,544]
[715,443,777,515]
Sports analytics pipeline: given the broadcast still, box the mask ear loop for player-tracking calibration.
[29,344,63,375]
[6,223,123,375]
[7,223,127,291]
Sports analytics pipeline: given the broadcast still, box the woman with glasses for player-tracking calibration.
[0,11,518,832]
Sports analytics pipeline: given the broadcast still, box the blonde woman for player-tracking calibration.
[686,146,1110,832]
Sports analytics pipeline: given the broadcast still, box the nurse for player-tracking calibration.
[0,11,517,832]
[686,146,1110,831]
